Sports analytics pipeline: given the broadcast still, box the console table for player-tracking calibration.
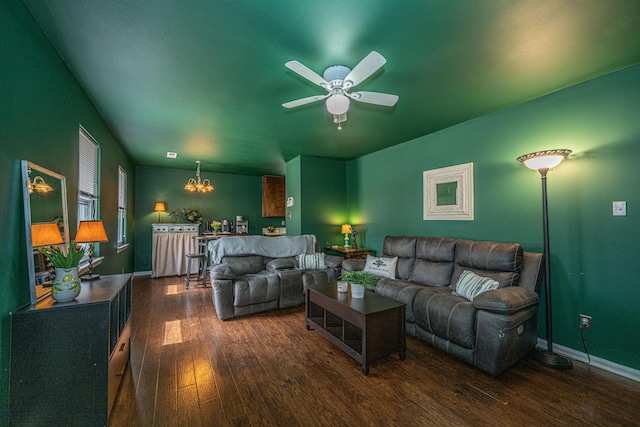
[9,274,133,426]
[324,245,373,259]
[152,223,199,277]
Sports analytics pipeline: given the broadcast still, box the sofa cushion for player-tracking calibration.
[381,236,417,280]
[451,240,523,289]
[297,253,326,269]
[233,273,281,307]
[223,255,265,276]
[408,237,456,286]
[376,278,425,323]
[364,255,398,279]
[452,270,500,301]
[413,287,477,349]
[266,257,296,272]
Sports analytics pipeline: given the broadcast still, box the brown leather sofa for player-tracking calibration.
[342,236,543,376]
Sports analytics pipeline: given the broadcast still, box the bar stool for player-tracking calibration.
[185,252,207,289]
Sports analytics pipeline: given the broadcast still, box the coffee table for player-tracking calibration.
[305,282,406,375]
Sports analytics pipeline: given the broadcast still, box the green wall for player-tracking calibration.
[347,63,640,370]
[285,156,302,236]
[134,166,284,272]
[285,156,348,248]
[0,0,135,420]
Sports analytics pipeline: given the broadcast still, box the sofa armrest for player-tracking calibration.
[210,263,236,280]
[342,258,366,272]
[324,255,344,269]
[472,286,539,314]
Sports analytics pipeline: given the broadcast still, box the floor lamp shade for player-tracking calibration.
[517,149,572,369]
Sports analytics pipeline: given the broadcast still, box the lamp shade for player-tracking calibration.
[75,220,108,243]
[154,202,166,212]
[341,224,352,234]
[31,223,64,247]
[517,149,572,171]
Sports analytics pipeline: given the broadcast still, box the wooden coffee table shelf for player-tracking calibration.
[306,282,405,375]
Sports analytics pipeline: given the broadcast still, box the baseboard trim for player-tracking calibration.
[134,270,152,277]
[537,338,640,383]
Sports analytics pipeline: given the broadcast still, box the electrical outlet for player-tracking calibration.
[580,314,592,330]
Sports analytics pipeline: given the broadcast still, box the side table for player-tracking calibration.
[324,245,372,260]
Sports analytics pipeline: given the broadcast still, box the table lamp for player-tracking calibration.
[341,224,352,248]
[75,220,109,280]
[154,202,166,223]
[31,223,64,247]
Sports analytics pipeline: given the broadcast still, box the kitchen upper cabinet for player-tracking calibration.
[262,175,285,217]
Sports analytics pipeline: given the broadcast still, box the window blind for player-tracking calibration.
[78,128,98,199]
[118,166,126,209]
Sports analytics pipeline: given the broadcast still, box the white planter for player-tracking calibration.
[350,283,365,298]
[52,267,81,302]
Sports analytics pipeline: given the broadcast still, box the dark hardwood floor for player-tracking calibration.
[110,276,640,426]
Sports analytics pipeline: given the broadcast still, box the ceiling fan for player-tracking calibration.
[282,51,399,130]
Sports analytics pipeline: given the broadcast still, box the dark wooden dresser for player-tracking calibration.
[9,273,132,426]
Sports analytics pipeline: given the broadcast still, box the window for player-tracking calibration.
[78,127,99,221]
[117,166,128,251]
[78,127,99,260]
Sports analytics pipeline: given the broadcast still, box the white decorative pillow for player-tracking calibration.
[298,253,326,270]
[453,270,499,301]
[363,255,398,279]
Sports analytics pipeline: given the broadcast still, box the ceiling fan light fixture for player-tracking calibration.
[323,65,350,82]
[326,93,350,115]
[284,51,398,128]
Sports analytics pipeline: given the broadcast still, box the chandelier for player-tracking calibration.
[184,160,214,193]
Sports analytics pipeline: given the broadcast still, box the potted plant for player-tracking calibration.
[39,242,85,302]
[340,270,378,298]
[182,208,203,224]
[211,220,222,235]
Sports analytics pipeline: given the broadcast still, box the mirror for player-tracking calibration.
[22,160,69,304]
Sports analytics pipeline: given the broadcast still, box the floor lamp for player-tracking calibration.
[517,149,573,369]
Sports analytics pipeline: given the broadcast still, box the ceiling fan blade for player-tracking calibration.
[282,94,328,109]
[285,61,330,89]
[348,91,399,107]
[344,51,387,88]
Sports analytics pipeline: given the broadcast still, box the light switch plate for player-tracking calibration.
[613,201,627,216]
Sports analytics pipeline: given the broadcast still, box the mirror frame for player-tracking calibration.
[22,160,70,304]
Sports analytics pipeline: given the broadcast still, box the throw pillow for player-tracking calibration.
[298,253,326,270]
[363,255,398,279]
[452,270,499,301]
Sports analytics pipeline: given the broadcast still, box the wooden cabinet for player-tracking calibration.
[9,273,132,426]
[262,175,285,217]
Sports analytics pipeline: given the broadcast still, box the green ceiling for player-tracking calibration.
[23,0,640,176]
